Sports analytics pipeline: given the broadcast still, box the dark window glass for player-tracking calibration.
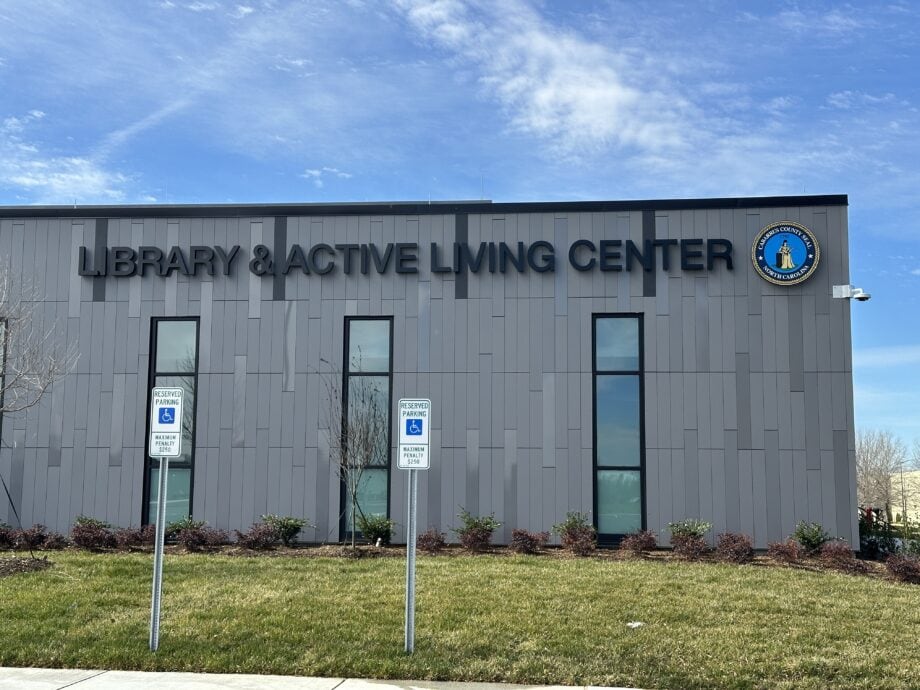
[595,317,639,371]
[593,314,644,541]
[344,468,388,530]
[341,317,392,540]
[595,376,640,467]
[347,376,390,466]
[597,470,642,534]
[153,375,195,465]
[147,467,192,526]
[348,320,390,372]
[145,319,198,524]
[155,320,198,372]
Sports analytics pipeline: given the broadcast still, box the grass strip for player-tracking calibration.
[1,551,919,689]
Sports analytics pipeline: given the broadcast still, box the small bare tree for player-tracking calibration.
[0,271,78,553]
[321,360,389,549]
[856,429,907,521]
[0,275,77,414]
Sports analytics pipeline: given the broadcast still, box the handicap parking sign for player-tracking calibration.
[158,407,176,425]
[406,418,423,436]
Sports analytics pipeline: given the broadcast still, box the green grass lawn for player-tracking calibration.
[1,551,919,689]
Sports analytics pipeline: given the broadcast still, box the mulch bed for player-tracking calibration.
[0,556,54,578]
[0,545,904,584]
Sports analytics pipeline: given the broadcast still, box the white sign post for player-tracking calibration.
[398,398,430,654]
[148,387,183,652]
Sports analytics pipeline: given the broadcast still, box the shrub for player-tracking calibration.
[0,522,14,549]
[668,519,711,560]
[672,534,710,560]
[886,554,920,584]
[417,527,446,554]
[818,540,865,574]
[619,530,658,557]
[716,532,754,564]
[552,512,597,556]
[234,522,280,550]
[668,519,712,540]
[71,516,116,550]
[114,525,157,550]
[793,520,830,554]
[858,507,897,559]
[453,508,502,552]
[902,539,920,557]
[165,516,206,539]
[509,529,549,554]
[356,514,396,546]
[14,524,68,551]
[13,524,48,551]
[768,539,801,564]
[177,525,228,552]
[41,532,69,550]
[261,514,308,547]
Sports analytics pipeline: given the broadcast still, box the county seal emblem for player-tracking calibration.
[751,221,820,286]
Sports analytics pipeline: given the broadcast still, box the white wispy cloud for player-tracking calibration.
[773,7,871,36]
[301,166,353,188]
[94,100,190,159]
[393,0,685,155]
[854,345,920,368]
[911,268,920,276]
[0,112,129,203]
[231,5,254,19]
[827,91,897,109]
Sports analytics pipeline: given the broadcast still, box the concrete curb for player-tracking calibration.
[0,668,635,690]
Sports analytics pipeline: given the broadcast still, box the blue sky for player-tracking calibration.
[0,1,917,444]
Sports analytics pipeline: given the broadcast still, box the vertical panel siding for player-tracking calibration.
[0,203,856,546]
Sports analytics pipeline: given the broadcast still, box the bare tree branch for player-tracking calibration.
[320,356,389,549]
[856,429,907,521]
[0,272,78,415]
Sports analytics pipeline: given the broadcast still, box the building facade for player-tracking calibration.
[0,196,858,546]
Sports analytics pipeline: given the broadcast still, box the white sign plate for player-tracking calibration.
[398,398,431,470]
[150,387,184,458]
[398,444,430,470]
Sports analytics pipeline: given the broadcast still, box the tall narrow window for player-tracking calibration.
[593,314,644,543]
[143,318,199,525]
[340,317,393,539]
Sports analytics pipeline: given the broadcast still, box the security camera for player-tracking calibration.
[832,284,871,301]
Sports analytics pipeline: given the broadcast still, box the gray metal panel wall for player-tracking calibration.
[0,202,857,547]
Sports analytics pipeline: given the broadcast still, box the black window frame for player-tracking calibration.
[592,313,646,546]
[339,315,394,541]
[142,316,200,525]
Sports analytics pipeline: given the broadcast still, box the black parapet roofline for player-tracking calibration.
[0,195,848,219]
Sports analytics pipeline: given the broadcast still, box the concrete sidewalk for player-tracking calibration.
[0,668,632,690]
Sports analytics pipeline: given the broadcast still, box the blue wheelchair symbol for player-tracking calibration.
[406,418,423,436]
[159,407,176,425]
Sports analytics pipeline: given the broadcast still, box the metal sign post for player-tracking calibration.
[397,398,430,654]
[149,454,169,652]
[405,468,418,653]
[148,387,183,653]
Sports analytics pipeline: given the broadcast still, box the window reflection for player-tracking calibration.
[344,468,388,530]
[597,470,642,534]
[347,376,389,466]
[595,375,640,467]
[156,321,197,372]
[146,319,198,524]
[147,467,192,525]
[595,318,639,371]
[348,320,390,372]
